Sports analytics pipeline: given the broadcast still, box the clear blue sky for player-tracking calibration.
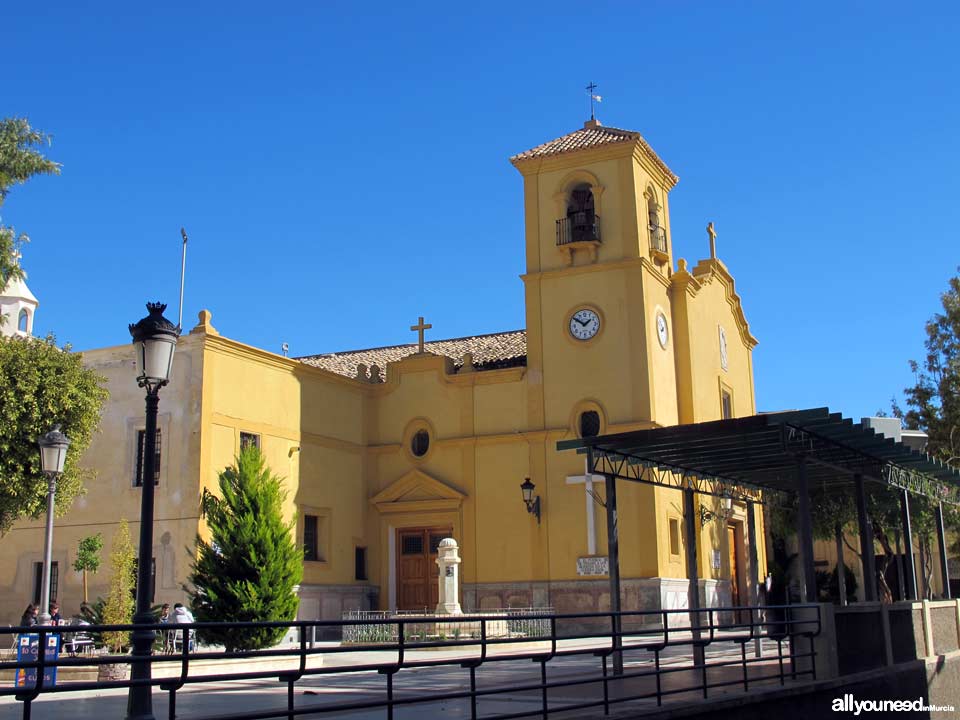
[5,2,958,421]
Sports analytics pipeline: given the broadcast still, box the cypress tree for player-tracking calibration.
[189,445,303,651]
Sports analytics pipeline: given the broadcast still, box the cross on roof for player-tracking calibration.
[586,82,600,121]
[410,316,432,353]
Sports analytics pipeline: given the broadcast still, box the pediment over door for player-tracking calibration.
[370,469,466,514]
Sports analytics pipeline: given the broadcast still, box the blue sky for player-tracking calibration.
[5,2,958,420]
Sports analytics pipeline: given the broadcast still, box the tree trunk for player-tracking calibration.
[82,570,88,604]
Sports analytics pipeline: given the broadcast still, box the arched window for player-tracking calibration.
[579,410,601,438]
[17,309,29,333]
[646,188,666,254]
[564,184,599,243]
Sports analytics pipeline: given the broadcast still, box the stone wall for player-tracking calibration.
[297,583,379,639]
[463,577,733,630]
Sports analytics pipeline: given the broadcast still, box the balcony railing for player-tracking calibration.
[649,224,668,254]
[556,212,601,246]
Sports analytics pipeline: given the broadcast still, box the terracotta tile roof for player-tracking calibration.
[297,330,527,381]
[510,121,678,186]
[510,123,639,161]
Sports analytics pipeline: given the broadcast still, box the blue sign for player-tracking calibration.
[15,633,59,689]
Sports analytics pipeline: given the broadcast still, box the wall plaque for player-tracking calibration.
[577,556,609,576]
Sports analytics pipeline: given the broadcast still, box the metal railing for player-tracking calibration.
[0,604,820,720]
[556,213,601,246]
[341,607,554,644]
[649,224,667,254]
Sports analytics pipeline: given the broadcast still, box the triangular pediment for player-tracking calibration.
[371,469,466,513]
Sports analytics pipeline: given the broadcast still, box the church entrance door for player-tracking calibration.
[397,527,451,611]
[727,522,744,622]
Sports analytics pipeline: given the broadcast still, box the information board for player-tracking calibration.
[14,633,59,689]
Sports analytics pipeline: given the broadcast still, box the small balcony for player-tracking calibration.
[649,224,669,263]
[556,212,601,246]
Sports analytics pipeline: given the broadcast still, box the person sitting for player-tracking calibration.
[49,600,62,624]
[158,603,174,653]
[19,604,38,627]
[171,603,194,624]
[170,603,196,651]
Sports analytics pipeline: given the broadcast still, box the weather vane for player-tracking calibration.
[586,82,602,121]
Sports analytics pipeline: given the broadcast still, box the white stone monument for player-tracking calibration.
[435,537,463,615]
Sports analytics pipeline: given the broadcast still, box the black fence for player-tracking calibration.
[0,604,820,720]
[556,213,601,246]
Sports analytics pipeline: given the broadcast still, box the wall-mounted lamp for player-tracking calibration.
[699,494,733,528]
[520,477,541,525]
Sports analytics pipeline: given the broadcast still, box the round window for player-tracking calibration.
[579,411,601,438]
[411,429,430,457]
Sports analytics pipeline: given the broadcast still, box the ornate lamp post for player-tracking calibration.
[36,425,70,624]
[127,302,179,720]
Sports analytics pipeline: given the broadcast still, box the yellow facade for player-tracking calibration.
[0,119,766,624]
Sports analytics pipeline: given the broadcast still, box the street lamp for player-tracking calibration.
[36,425,70,625]
[520,477,541,524]
[699,493,734,528]
[127,302,179,720]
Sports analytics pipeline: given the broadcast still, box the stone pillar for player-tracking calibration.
[435,538,463,615]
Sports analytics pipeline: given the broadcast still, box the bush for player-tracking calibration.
[188,445,302,652]
[101,520,135,653]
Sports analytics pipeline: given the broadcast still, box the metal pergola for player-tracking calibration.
[558,408,960,652]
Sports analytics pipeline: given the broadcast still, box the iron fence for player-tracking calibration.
[649,224,667,254]
[0,604,820,720]
[341,607,554,645]
[556,214,601,246]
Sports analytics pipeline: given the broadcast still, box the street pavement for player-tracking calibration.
[0,636,799,719]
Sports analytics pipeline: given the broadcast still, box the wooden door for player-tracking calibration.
[397,527,451,611]
[727,524,743,616]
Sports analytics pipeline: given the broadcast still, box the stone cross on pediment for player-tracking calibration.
[410,316,432,354]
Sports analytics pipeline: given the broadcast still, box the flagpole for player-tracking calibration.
[178,227,188,330]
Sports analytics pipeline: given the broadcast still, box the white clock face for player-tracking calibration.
[569,309,600,341]
[656,312,669,348]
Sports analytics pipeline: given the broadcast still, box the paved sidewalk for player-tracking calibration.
[0,636,798,719]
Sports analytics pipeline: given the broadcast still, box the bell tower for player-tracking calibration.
[0,252,39,339]
[510,119,680,431]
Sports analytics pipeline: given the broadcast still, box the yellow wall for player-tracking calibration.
[0,121,768,623]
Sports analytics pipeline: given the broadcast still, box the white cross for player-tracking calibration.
[566,459,605,555]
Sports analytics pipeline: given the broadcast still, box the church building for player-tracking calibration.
[0,118,764,624]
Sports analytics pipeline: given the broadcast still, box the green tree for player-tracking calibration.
[0,335,108,534]
[900,269,960,596]
[188,445,303,652]
[102,520,136,653]
[73,533,104,604]
[0,117,60,289]
[903,269,960,464]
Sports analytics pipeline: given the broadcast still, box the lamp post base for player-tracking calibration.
[126,610,157,720]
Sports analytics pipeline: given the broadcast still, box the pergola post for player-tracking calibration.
[603,472,623,676]
[746,500,760,603]
[746,500,762,657]
[683,487,705,667]
[854,474,877,602]
[834,524,847,606]
[900,489,917,601]
[796,454,817,603]
[936,502,951,600]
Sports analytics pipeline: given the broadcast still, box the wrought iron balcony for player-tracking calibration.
[556,212,601,246]
[649,224,668,255]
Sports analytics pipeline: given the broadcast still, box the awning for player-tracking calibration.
[557,408,960,505]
